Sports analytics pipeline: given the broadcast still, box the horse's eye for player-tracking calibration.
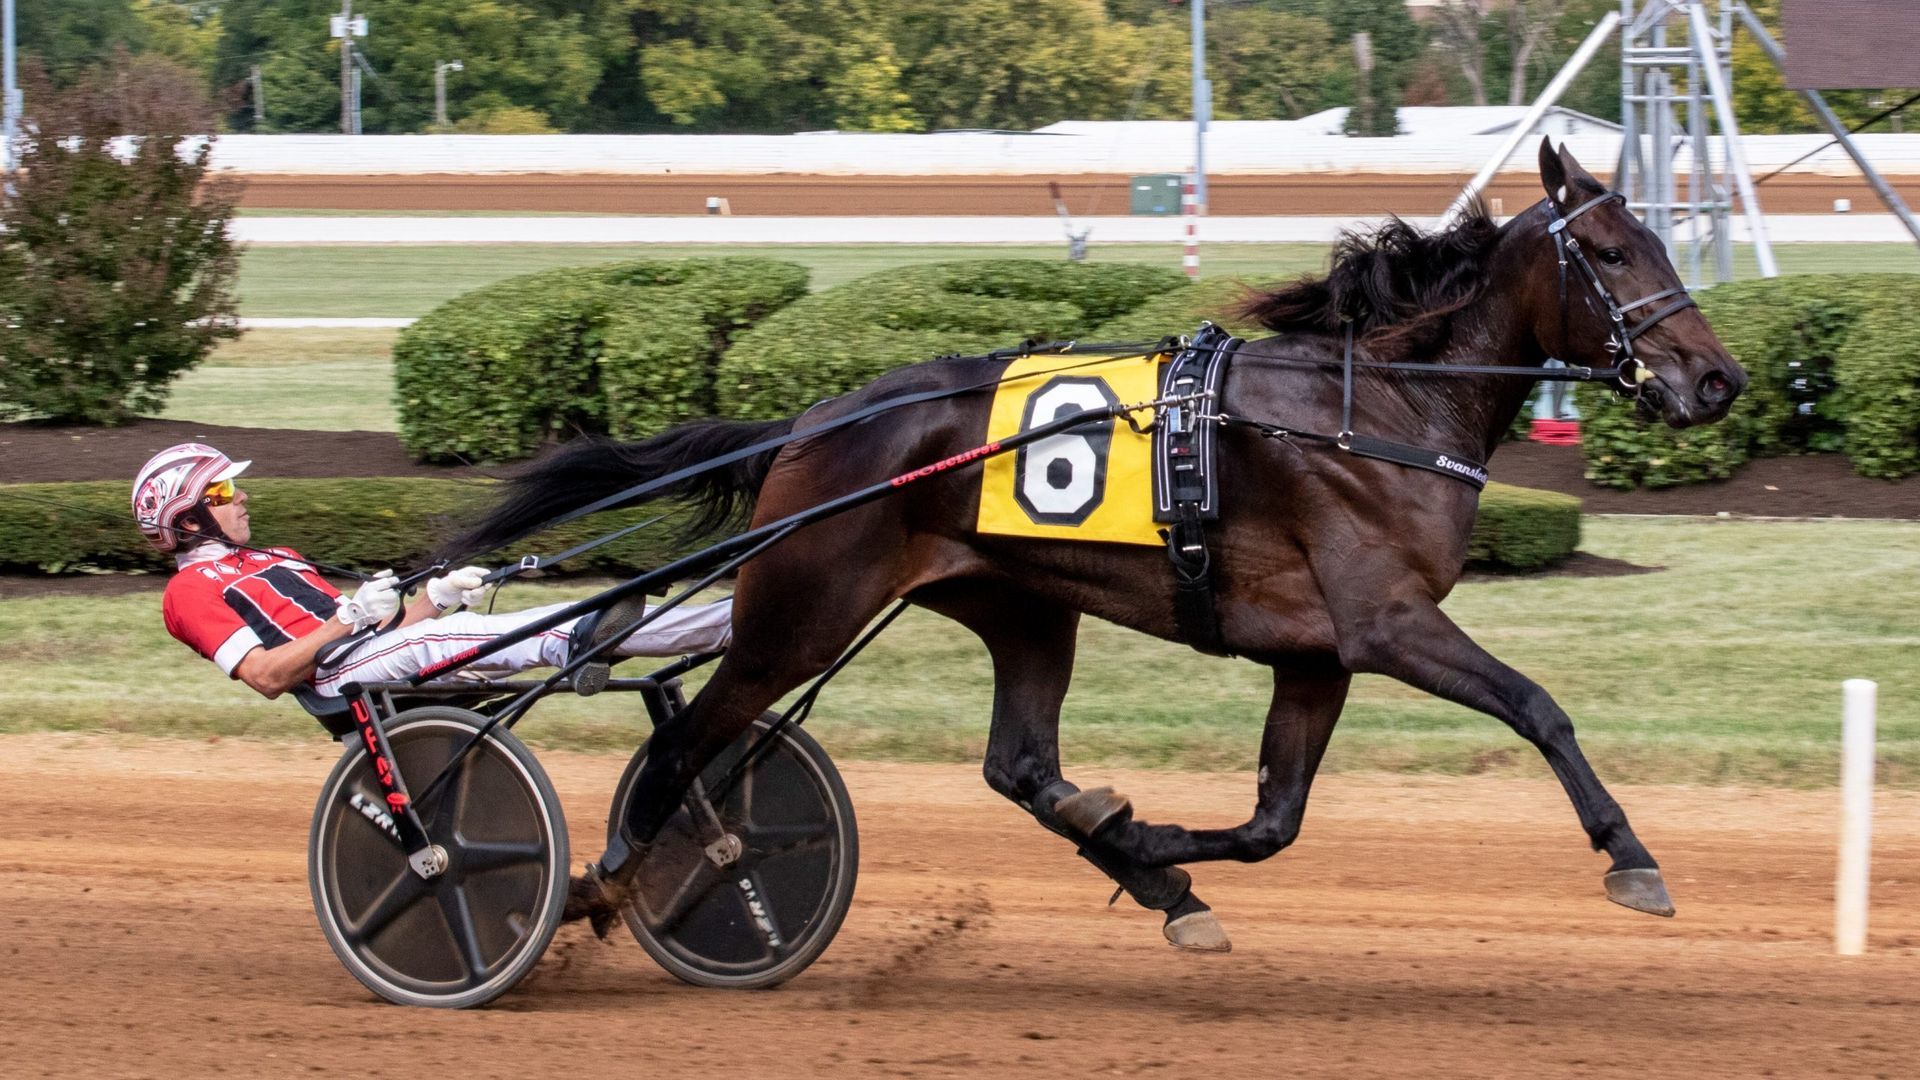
[1599,248,1627,266]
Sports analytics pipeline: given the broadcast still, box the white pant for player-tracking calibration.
[311,598,733,696]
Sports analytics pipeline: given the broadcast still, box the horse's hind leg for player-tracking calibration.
[1058,657,1350,872]
[911,582,1227,952]
[591,545,901,893]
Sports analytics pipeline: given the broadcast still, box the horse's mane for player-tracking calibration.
[1235,200,1505,356]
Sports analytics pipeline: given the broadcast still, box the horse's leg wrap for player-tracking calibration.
[1031,780,1196,911]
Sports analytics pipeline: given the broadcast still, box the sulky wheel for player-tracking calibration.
[608,713,857,989]
[308,707,569,1009]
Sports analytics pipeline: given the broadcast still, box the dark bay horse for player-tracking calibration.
[450,141,1747,952]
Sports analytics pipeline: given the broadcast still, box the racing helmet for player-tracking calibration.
[131,442,251,553]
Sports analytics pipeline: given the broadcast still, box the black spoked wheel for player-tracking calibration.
[308,707,568,1009]
[608,713,857,989]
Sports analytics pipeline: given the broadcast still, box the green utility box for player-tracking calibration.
[1129,174,1184,215]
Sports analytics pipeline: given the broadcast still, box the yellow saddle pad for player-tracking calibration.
[975,353,1165,547]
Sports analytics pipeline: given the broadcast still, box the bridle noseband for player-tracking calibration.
[1546,190,1699,392]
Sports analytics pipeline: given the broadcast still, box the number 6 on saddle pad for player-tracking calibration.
[976,352,1166,546]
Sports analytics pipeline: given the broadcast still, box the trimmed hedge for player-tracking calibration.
[394,257,808,462]
[1577,273,1920,487]
[2,476,1578,576]
[1086,277,1261,341]
[715,260,1190,419]
[0,479,689,576]
[1469,483,1582,570]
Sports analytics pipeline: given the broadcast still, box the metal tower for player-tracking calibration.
[1617,0,1773,286]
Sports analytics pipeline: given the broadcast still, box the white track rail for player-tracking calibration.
[229,213,1919,245]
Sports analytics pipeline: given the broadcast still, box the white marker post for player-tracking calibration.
[1836,678,1876,955]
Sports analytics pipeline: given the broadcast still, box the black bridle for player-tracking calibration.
[1208,191,1707,489]
[1547,189,1699,392]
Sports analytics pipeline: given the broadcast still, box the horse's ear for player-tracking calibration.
[1538,136,1570,208]
[1555,143,1606,197]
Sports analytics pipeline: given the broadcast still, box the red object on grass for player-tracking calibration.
[1529,419,1581,445]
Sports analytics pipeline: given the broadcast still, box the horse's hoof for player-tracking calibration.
[1605,867,1676,918]
[1164,910,1232,953]
[1055,786,1132,837]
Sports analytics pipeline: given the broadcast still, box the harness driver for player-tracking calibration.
[134,442,733,702]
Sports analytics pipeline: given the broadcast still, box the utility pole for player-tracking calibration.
[250,65,265,126]
[1189,0,1209,213]
[337,2,352,134]
[3,0,18,178]
[1353,32,1374,135]
[435,60,463,128]
[330,3,367,134]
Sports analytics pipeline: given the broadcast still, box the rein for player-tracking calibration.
[471,339,1175,580]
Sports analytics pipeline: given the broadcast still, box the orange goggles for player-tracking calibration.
[203,478,238,506]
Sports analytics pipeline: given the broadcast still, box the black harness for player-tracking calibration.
[1153,324,1237,654]
[1151,187,1703,653]
[368,187,1701,659]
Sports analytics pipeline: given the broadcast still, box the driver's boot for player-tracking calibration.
[566,594,652,696]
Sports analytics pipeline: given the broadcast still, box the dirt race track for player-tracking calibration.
[235,172,1920,218]
[3,736,1916,1078]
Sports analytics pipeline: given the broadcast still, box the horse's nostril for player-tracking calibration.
[1699,371,1734,404]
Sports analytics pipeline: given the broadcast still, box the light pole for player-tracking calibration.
[330,3,368,134]
[1189,0,1209,213]
[3,0,18,178]
[435,60,463,128]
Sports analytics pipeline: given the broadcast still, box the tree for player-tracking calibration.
[1535,0,1621,122]
[1267,0,1419,134]
[1206,8,1341,119]
[211,0,348,132]
[1430,1,1491,108]
[213,0,602,133]
[132,2,223,87]
[894,0,1157,130]
[826,39,920,132]
[12,0,146,85]
[1504,0,1567,105]
[362,0,602,133]
[0,55,241,425]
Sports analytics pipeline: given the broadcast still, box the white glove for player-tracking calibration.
[428,565,491,611]
[337,569,400,629]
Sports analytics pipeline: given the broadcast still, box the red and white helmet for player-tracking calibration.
[131,443,251,553]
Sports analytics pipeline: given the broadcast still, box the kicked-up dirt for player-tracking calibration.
[1,734,1915,1078]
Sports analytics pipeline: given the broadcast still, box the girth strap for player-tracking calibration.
[1155,323,1239,657]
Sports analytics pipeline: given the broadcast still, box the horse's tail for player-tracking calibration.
[439,417,796,561]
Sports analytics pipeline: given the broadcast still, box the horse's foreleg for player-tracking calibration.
[1062,658,1348,871]
[1338,598,1672,917]
[913,583,1226,951]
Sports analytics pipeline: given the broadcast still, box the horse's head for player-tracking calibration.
[1530,138,1748,427]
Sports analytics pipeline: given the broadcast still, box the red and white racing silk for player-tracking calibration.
[164,543,736,696]
[163,546,344,677]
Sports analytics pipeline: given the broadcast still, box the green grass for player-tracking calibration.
[205,327,400,366]
[230,243,1347,317]
[3,517,1914,787]
[154,329,402,430]
[159,361,397,430]
[234,242,1920,318]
